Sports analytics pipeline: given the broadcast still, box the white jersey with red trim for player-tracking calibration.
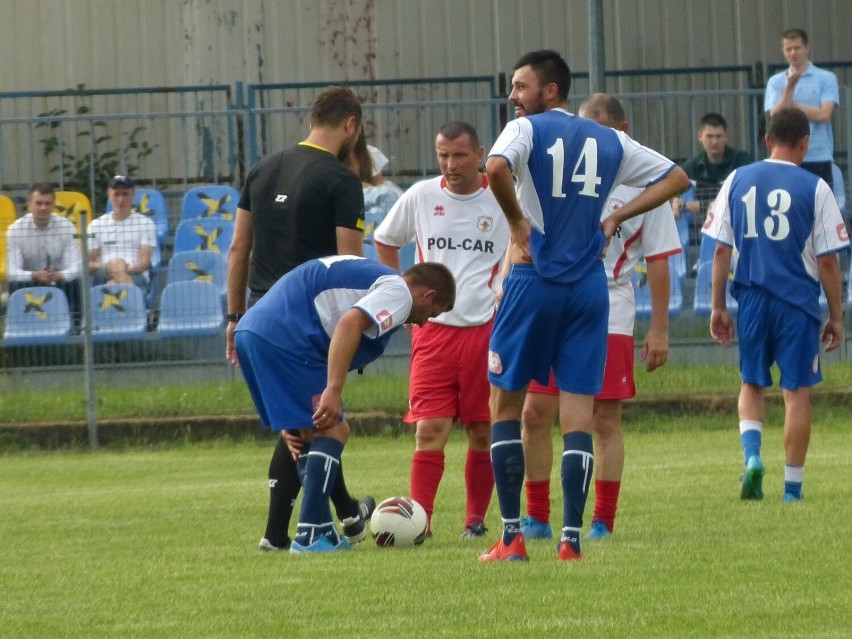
[373,174,510,327]
[603,185,682,335]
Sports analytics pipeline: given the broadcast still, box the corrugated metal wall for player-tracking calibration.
[1,0,849,91]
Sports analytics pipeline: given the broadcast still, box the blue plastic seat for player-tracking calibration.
[180,185,240,223]
[693,261,737,317]
[173,216,234,255]
[3,286,72,345]
[89,284,148,341]
[157,280,224,337]
[167,250,227,297]
[633,259,683,319]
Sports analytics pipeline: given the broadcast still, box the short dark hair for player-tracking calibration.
[698,113,728,131]
[404,262,456,312]
[513,49,571,100]
[767,107,810,147]
[311,86,362,129]
[579,93,626,127]
[781,28,808,45]
[437,121,480,148]
[28,183,55,198]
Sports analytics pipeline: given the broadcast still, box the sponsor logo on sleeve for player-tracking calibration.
[376,309,393,331]
[837,223,849,242]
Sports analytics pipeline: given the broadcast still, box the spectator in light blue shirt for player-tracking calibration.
[764,28,839,189]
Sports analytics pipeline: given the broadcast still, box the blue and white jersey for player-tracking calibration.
[488,108,676,283]
[237,256,412,370]
[702,159,849,320]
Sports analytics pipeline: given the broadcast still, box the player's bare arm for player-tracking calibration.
[313,308,373,435]
[374,240,402,272]
[642,256,671,372]
[225,207,253,365]
[709,243,734,347]
[602,167,690,240]
[817,252,844,352]
[336,226,364,257]
[485,155,531,263]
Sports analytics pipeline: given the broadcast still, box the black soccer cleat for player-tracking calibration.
[342,496,376,544]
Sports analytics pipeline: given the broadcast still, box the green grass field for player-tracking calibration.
[2,418,850,638]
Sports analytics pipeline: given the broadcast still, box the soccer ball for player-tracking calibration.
[370,496,429,548]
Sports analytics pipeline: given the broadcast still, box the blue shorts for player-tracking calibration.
[488,264,608,394]
[736,287,822,390]
[235,330,341,431]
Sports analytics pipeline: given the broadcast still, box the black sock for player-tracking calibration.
[263,437,301,547]
[330,461,359,520]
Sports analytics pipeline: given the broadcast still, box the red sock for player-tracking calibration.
[410,450,445,524]
[464,448,494,526]
[525,480,551,523]
[592,479,621,532]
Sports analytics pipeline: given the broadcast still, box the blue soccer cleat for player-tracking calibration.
[520,516,553,539]
[783,492,804,502]
[289,536,352,554]
[740,455,765,500]
[586,520,611,539]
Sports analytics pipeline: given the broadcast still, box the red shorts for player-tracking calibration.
[527,333,635,400]
[405,320,492,424]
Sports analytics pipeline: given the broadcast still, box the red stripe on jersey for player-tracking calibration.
[611,227,643,279]
[645,247,683,262]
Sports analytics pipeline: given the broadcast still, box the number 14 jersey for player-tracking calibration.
[488,108,676,284]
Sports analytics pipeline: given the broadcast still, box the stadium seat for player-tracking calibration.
[180,185,240,223]
[693,261,737,317]
[89,283,148,341]
[0,193,18,282]
[363,241,416,271]
[54,190,92,236]
[167,249,227,297]
[107,187,169,248]
[633,260,683,319]
[173,217,234,255]
[157,280,224,337]
[3,286,72,345]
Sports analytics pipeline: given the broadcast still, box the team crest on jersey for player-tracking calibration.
[477,216,494,232]
[607,198,626,215]
[703,209,715,229]
[488,350,503,375]
[838,223,849,242]
[433,205,445,216]
[376,309,393,331]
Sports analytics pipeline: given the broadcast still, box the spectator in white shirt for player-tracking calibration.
[88,175,156,289]
[6,183,82,321]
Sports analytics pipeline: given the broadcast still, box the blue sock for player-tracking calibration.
[561,431,594,554]
[491,420,524,545]
[296,441,312,485]
[295,436,343,546]
[739,421,762,465]
[784,465,804,499]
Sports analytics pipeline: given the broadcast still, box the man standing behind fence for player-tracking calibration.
[764,28,839,190]
[226,85,373,552]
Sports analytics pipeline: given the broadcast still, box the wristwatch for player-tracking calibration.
[226,313,244,323]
